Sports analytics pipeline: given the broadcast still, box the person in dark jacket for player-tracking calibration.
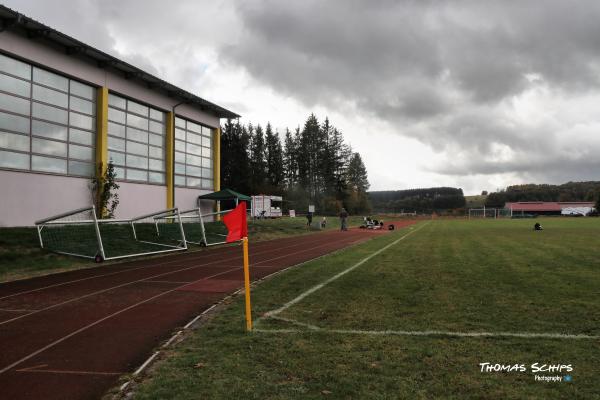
[340,208,349,231]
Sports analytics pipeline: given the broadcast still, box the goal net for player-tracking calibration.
[36,206,187,262]
[468,208,499,219]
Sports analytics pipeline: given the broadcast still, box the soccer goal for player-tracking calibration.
[36,206,187,262]
[468,208,499,219]
[177,207,240,247]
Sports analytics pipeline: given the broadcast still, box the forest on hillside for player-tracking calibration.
[369,187,466,213]
[485,182,600,208]
[220,114,370,215]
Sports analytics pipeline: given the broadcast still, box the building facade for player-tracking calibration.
[0,6,238,226]
[504,202,596,216]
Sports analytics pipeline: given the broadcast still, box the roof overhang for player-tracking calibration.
[0,5,240,119]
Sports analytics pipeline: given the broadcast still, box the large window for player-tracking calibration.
[0,53,96,176]
[174,117,213,189]
[107,93,166,184]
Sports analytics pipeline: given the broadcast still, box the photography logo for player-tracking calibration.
[478,363,574,383]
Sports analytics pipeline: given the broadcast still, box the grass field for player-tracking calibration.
[0,215,367,282]
[131,218,600,399]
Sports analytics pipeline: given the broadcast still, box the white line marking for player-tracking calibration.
[117,230,388,394]
[0,308,38,312]
[261,223,428,320]
[16,363,123,376]
[0,267,241,375]
[0,234,348,326]
[0,227,347,302]
[269,315,320,330]
[253,327,599,340]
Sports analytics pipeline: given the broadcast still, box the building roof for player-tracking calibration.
[505,202,595,211]
[0,5,240,119]
[198,188,252,202]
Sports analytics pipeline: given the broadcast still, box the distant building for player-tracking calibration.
[505,202,596,216]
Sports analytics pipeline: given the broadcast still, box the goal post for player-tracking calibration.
[468,207,497,219]
[36,206,188,262]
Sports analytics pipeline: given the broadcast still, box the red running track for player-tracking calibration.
[0,221,415,399]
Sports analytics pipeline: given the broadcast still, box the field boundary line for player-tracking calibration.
[118,227,397,395]
[259,222,428,322]
[253,326,599,340]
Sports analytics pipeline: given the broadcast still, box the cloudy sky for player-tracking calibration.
[7,0,600,194]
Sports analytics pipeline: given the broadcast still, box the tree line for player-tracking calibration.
[369,187,466,213]
[485,181,600,208]
[220,114,370,215]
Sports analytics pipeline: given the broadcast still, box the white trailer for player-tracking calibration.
[251,195,283,218]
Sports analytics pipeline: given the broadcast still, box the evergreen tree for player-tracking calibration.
[265,123,285,191]
[219,114,372,214]
[297,114,323,200]
[283,128,298,187]
[345,152,371,214]
[250,124,267,193]
[346,152,370,192]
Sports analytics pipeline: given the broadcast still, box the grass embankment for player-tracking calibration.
[0,215,366,282]
[131,218,600,399]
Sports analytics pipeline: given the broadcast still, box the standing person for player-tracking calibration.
[339,208,349,231]
[306,212,313,229]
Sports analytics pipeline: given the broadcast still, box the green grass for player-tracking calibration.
[0,215,367,282]
[131,218,600,399]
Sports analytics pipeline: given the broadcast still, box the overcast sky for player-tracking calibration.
[7,0,600,194]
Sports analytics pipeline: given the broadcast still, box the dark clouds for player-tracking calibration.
[6,0,600,189]
[224,0,600,182]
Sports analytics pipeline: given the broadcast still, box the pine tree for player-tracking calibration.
[345,152,371,214]
[250,124,267,193]
[220,119,234,189]
[265,123,285,191]
[283,128,297,187]
[346,152,370,192]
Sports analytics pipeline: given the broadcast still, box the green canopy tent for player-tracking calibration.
[197,188,252,209]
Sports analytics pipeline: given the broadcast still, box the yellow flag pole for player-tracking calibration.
[242,236,252,331]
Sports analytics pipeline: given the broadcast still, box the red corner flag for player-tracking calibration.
[223,201,248,243]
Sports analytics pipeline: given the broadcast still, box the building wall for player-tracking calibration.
[0,169,91,226]
[175,187,212,212]
[0,31,220,127]
[0,30,222,226]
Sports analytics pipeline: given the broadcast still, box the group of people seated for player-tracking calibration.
[362,216,384,229]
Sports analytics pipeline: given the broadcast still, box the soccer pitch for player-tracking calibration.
[134,218,600,399]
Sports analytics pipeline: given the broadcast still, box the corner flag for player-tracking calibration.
[223,201,247,243]
[223,201,253,330]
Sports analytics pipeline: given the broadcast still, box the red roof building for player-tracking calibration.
[505,202,596,215]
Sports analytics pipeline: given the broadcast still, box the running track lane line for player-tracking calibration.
[0,266,242,375]
[0,232,364,326]
[1,231,374,376]
[0,229,347,301]
[261,222,429,320]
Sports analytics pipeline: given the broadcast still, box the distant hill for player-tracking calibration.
[369,187,466,212]
[485,181,600,207]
